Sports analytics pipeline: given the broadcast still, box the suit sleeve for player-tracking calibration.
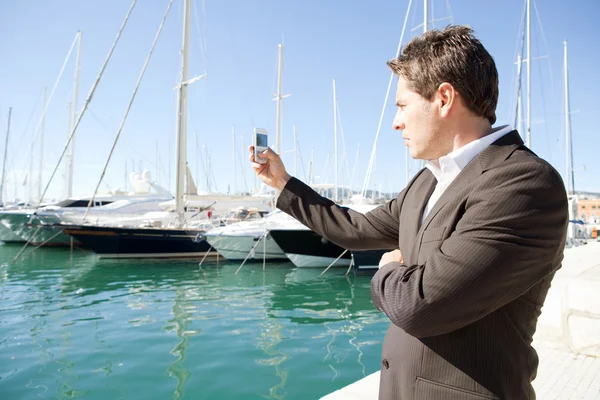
[370,162,569,338]
[276,177,405,250]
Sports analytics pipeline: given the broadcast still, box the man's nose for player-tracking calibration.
[393,111,405,131]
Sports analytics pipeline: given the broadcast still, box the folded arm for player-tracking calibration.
[371,162,568,338]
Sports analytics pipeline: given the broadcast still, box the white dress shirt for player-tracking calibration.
[421,125,514,222]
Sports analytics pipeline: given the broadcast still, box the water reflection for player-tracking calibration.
[166,287,194,400]
[0,247,387,399]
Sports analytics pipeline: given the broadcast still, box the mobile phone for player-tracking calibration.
[253,128,268,164]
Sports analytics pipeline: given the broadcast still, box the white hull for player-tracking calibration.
[287,253,351,268]
[205,234,287,261]
[0,222,24,242]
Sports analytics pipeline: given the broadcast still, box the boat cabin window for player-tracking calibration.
[55,199,114,208]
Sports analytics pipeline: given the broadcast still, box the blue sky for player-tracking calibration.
[0,0,598,202]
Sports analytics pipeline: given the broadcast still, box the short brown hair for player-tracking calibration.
[388,25,498,124]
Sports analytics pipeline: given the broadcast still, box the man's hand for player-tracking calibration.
[249,146,291,191]
[379,249,403,268]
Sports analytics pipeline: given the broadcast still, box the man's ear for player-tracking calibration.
[437,82,456,118]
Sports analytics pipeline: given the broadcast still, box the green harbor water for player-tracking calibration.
[0,245,389,399]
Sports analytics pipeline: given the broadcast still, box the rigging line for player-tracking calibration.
[296,141,308,183]
[533,26,553,164]
[512,0,527,63]
[533,0,555,98]
[512,15,526,128]
[207,149,218,192]
[6,89,43,176]
[37,102,71,164]
[282,45,289,83]
[83,0,175,221]
[271,46,279,98]
[201,0,207,61]
[86,107,162,175]
[234,139,249,192]
[558,74,566,174]
[409,0,418,34]
[335,97,353,192]
[444,0,454,24]
[187,96,205,182]
[361,0,413,197]
[10,34,79,176]
[350,145,360,191]
[321,152,330,184]
[36,0,138,212]
[197,143,208,189]
[508,0,527,124]
[192,0,206,63]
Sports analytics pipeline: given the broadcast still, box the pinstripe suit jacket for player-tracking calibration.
[276,131,569,399]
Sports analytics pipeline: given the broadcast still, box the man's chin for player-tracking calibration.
[409,150,425,160]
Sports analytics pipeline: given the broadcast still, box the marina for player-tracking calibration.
[1,0,599,399]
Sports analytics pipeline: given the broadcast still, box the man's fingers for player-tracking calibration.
[262,148,279,160]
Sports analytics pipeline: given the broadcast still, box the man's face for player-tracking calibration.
[392,76,449,160]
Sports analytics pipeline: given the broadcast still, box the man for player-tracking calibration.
[249,26,568,400]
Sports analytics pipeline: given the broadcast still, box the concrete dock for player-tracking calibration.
[322,241,600,400]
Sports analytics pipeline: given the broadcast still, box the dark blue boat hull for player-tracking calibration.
[61,225,215,259]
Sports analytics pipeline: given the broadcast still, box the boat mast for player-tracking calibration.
[67,31,82,198]
[204,145,210,191]
[38,88,46,200]
[1,108,11,205]
[564,40,574,196]
[333,79,338,202]
[28,139,33,203]
[275,43,284,154]
[242,134,248,193]
[514,53,522,131]
[405,0,429,184]
[308,148,314,185]
[232,126,236,194]
[526,0,531,148]
[174,0,191,225]
[293,125,298,177]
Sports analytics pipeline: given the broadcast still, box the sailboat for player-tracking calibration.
[55,0,219,259]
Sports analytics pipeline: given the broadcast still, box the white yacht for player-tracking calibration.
[0,171,172,246]
[204,210,307,261]
[268,204,379,268]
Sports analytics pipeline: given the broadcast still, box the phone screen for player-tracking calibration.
[256,133,268,147]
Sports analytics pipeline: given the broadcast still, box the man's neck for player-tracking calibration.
[451,119,492,153]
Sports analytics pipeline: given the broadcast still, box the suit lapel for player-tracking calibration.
[419,159,482,233]
[401,169,436,264]
[418,130,525,234]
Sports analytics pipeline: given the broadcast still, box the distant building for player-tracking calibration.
[578,198,600,224]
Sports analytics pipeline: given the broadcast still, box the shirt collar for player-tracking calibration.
[425,125,513,182]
